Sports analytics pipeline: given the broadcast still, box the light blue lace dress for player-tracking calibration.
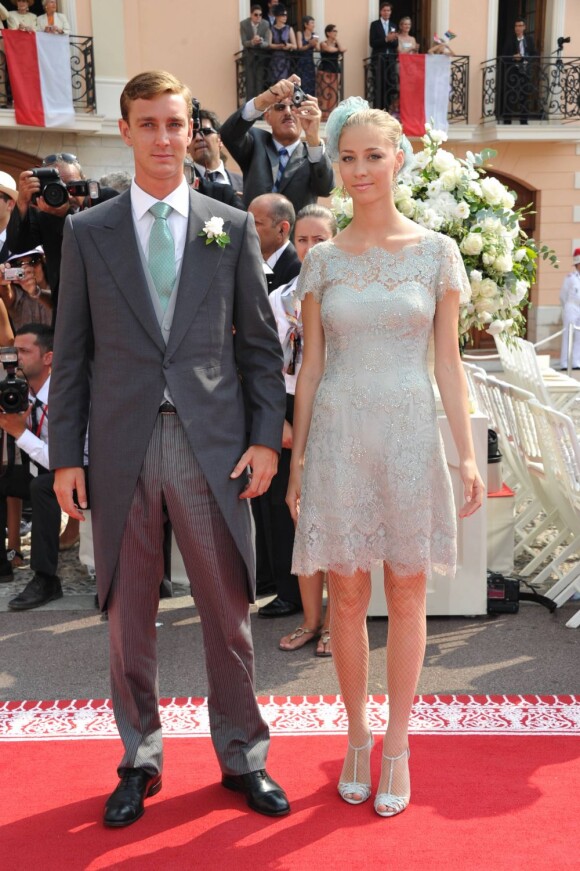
[291,232,471,580]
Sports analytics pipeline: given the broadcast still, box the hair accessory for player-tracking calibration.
[398,133,415,174]
[573,247,580,265]
[325,96,370,161]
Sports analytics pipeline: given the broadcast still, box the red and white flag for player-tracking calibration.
[3,31,75,127]
[399,54,451,137]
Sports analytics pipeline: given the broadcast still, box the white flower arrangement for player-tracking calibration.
[331,123,558,345]
[199,216,230,249]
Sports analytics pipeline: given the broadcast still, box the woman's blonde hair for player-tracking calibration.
[339,109,402,151]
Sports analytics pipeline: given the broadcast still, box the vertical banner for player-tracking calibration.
[4,31,74,127]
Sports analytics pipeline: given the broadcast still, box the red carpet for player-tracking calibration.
[1,697,578,870]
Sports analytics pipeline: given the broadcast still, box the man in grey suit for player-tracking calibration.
[221,74,334,214]
[240,5,271,99]
[49,70,289,827]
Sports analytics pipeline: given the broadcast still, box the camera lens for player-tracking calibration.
[1,388,22,411]
[43,182,68,208]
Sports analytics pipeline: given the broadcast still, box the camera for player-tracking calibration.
[558,36,571,47]
[30,167,69,208]
[30,167,101,208]
[0,347,29,414]
[292,84,307,107]
[4,267,26,282]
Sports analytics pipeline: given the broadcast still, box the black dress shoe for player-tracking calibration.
[258,597,302,618]
[8,574,62,611]
[222,769,290,816]
[103,768,162,827]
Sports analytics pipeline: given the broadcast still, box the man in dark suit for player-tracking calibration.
[49,70,289,827]
[187,108,244,209]
[0,171,17,262]
[220,75,334,214]
[369,2,399,111]
[246,193,301,614]
[249,193,300,293]
[501,17,538,124]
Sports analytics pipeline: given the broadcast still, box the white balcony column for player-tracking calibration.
[91,0,127,120]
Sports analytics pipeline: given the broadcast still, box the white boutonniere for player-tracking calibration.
[199,216,230,249]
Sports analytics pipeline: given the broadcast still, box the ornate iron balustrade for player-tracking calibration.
[363,55,469,124]
[482,56,580,122]
[0,34,96,113]
[235,49,344,120]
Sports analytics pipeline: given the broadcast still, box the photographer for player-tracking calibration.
[6,154,118,322]
[0,247,53,330]
[220,75,334,213]
[0,324,63,610]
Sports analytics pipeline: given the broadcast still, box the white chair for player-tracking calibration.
[527,400,580,627]
[495,336,580,412]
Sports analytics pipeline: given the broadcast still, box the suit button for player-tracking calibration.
[163,361,171,369]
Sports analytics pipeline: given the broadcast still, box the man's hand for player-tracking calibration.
[255,74,301,112]
[0,263,11,288]
[230,445,278,499]
[16,169,71,218]
[0,406,31,440]
[282,419,293,449]
[295,95,322,144]
[53,466,87,520]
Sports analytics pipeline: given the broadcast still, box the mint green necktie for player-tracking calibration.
[148,202,176,311]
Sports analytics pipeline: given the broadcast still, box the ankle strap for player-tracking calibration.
[348,733,373,752]
[382,747,409,762]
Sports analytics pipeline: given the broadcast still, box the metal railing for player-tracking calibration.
[363,55,469,123]
[482,56,580,123]
[0,34,96,113]
[235,49,344,119]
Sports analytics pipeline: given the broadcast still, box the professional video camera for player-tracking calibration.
[557,36,571,48]
[30,167,101,209]
[0,347,29,414]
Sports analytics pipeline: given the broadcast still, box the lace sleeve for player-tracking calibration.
[294,245,324,303]
[436,234,471,303]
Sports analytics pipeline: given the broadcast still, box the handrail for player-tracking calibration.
[481,55,580,123]
[463,327,580,374]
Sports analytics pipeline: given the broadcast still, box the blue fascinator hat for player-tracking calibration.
[325,96,414,173]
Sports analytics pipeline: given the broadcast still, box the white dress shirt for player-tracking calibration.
[193,159,229,184]
[266,240,290,271]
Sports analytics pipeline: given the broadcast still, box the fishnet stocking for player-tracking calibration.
[377,566,427,811]
[329,570,372,798]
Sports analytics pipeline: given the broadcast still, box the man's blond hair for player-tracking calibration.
[120,70,193,121]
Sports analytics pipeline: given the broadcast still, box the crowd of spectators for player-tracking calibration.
[0,0,70,33]
[239,4,345,116]
[0,68,335,629]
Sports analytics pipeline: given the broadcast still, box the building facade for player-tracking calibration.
[0,0,579,349]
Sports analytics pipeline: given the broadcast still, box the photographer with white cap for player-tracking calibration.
[559,247,580,370]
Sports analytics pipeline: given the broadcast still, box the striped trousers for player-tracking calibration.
[107,412,270,777]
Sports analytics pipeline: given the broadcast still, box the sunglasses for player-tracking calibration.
[42,153,78,165]
[271,103,294,112]
[196,127,218,136]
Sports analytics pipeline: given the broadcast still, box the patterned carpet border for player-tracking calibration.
[1,695,579,741]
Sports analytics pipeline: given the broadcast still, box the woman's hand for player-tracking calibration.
[458,459,485,518]
[282,419,293,450]
[286,466,302,523]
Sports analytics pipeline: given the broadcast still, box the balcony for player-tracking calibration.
[235,49,344,119]
[363,55,470,125]
[482,56,580,124]
[0,34,96,114]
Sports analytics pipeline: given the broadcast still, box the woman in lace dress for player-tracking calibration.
[287,98,483,818]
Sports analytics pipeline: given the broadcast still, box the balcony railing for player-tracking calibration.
[0,34,96,113]
[482,56,580,123]
[363,55,469,124]
[235,49,344,120]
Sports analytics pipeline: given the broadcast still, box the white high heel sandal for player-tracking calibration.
[374,747,411,817]
[337,733,373,805]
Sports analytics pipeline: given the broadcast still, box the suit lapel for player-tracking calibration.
[87,192,165,352]
[165,189,230,357]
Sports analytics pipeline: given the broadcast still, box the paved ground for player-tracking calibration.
[1,540,579,702]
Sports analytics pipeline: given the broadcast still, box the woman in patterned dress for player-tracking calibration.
[287,99,483,818]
